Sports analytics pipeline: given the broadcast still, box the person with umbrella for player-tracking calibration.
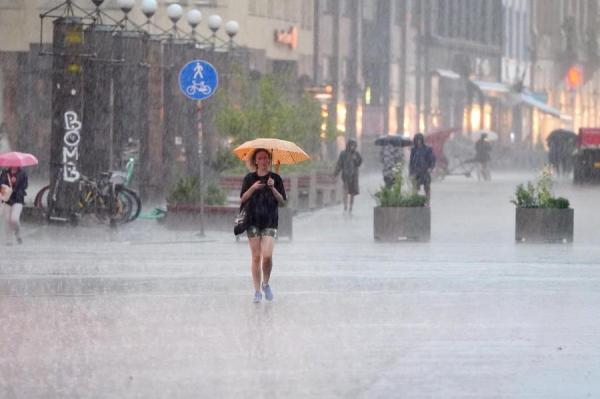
[547,129,577,176]
[375,135,411,187]
[234,138,309,303]
[239,148,287,303]
[334,139,362,213]
[0,166,28,245]
[409,133,436,206]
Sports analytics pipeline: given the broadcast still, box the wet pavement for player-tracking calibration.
[1,171,600,398]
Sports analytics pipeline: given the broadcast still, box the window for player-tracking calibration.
[435,0,447,36]
[322,0,335,14]
[301,0,314,30]
[0,0,20,8]
[342,0,353,17]
[248,0,256,15]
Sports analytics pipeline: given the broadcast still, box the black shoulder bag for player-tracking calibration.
[234,201,248,236]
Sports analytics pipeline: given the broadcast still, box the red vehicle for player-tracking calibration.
[574,128,600,184]
[424,128,474,179]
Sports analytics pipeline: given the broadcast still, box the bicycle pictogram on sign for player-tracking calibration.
[178,60,218,100]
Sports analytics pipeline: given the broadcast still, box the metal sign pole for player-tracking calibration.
[178,59,218,236]
[197,100,205,236]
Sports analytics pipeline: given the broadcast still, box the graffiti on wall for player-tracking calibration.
[62,110,81,182]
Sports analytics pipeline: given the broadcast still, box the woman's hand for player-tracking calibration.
[241,180,266,203]
[251,180,266,191]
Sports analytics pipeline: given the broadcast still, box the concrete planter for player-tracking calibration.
[166,203,293,239]
[515,208,574,243]
[374,206,431,242]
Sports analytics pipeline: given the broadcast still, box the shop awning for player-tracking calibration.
[518,92,572,120]
[470,80,511,95]
[433,69,461,80]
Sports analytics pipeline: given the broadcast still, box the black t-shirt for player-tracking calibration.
[240,172,286,229]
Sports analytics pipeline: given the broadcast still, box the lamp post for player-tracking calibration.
[116,0,134,29]
[187,9,202,41]
[140,0,157,32]
[225,20,239,51]
[167,3,184,37]
[207,15,222,50]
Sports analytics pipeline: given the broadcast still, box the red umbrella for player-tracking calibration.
[0,151,39,168]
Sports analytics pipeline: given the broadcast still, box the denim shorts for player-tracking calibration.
[246,226,277,238]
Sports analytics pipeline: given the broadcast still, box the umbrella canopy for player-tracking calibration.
[470,130,499,142]
[233,138,310,166]
[0,151,38,168]
[547,129,577,144]
[374,135,413,147]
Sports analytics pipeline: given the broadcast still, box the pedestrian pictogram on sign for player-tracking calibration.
[178,60,218,100]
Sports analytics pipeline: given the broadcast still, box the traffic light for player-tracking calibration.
[566,64,584,89]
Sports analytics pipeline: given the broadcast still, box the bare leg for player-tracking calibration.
[9,204,22,240]
[411,176,418,195]
[424,182,431,206]
[260,236,275,284]
[248,237,262,293]
[3,204,12,243]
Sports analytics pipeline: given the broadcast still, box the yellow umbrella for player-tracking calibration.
[233,138,310,171]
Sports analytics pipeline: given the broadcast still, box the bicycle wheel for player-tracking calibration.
[116,186,141,223]
[34,185,50,210]
[110,190,133,225]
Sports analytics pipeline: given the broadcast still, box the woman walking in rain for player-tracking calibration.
[240,149,286,303]
[0,167,28,245]
[334,139,362,213]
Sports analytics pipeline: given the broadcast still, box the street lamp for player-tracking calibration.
[225,20,239,50]
[186,9,202,40]
[90,0,104,21]
[167,3,183,36]
[207,14,222,49]
[141,0,157,31]
[116,0,134,29]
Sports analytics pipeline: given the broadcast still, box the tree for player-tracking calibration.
[215,72,322,157]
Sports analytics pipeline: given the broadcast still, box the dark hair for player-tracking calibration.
[251,148,271,166]
[413,133,425,145]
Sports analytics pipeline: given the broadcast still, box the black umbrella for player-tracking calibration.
[547,129,577,145]
[374,135,413,147]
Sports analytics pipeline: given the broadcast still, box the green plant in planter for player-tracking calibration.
[167,176,226,205]
[510,166,570,209]
[374,168,427,207]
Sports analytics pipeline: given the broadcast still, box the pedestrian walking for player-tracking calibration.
[380,143,403,187]
[0,167,28,245]
[409,133,435,206]
[334,139,362,213]
[240,148,286,303]
[474,133,492,181]
[547,129,577,176]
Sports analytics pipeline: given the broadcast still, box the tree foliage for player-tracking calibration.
[215,72,322,157]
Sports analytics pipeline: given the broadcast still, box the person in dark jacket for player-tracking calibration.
[0,167,28,244]
[240,149,286,303]
[409,133,436,206]
[474,133,492,181]
[334,139,362,213]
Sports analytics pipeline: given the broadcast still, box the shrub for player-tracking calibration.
[167,176,226,205]
[511,166,570,209]
[374,168,427,207]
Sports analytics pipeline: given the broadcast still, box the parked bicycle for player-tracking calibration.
[34,165,141,226]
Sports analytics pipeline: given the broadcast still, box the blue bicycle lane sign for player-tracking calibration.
[178,59,218,100]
